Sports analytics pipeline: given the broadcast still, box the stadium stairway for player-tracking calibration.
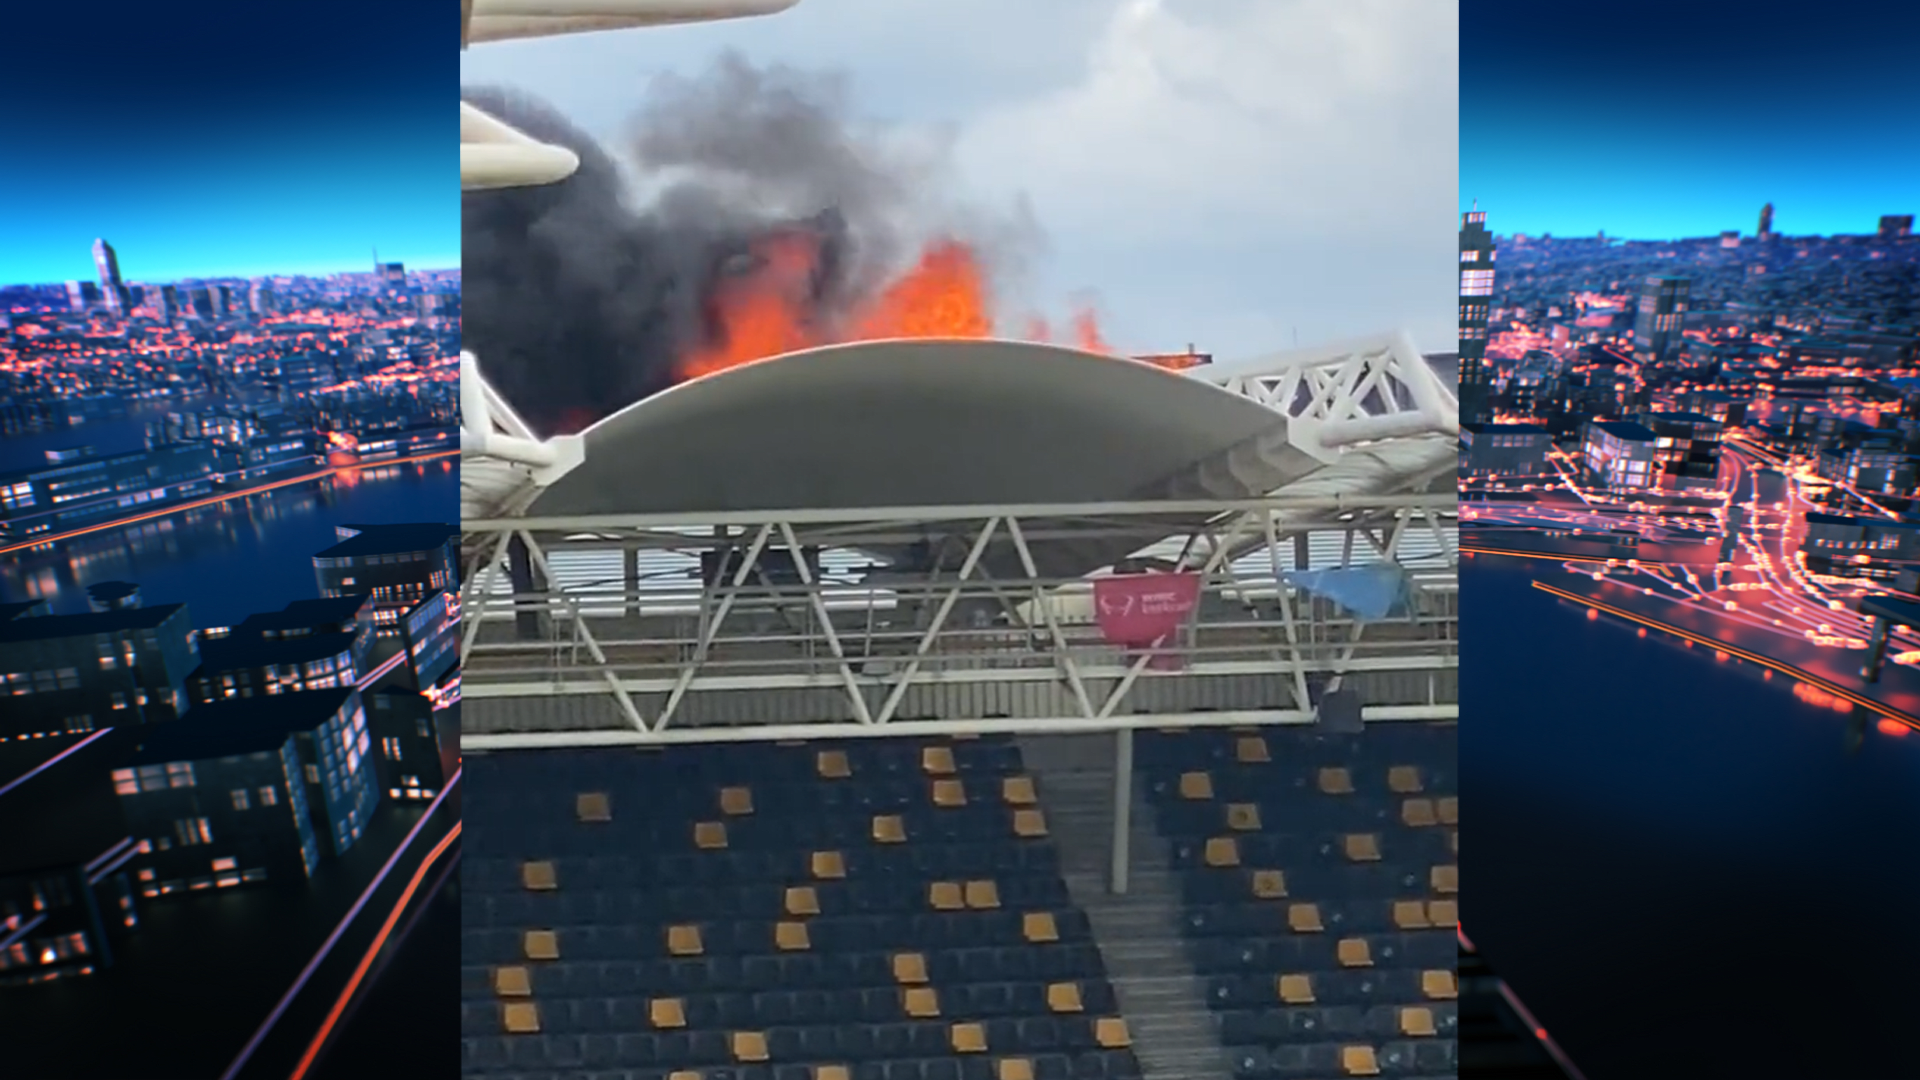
[1135,724,1460,1080]
[1017,736,1237,1080]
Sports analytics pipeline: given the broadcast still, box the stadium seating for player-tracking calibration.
[1134,724,1458,1080]
[462,737,1144,1080]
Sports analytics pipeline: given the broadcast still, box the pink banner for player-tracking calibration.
[1094,572,1201,669]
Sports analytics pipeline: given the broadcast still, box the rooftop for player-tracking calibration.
[314,523,457,559]
[126,688,357,766]
[1591,420,1658,441]
[234,595,373,636]
[194,630,359,673]
[0,603,188,645]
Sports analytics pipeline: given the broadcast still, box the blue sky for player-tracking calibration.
[0,3,456,285]
[1462,0,1920,240]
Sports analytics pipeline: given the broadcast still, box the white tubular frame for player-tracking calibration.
[459,493,1459,749]
[1193,331,1461,454]
[460,0,801,191]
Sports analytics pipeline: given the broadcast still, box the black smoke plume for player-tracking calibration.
[462,55,997,438]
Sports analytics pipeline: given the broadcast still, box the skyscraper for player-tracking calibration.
[1633,275,1690,366]
[93,238,127,316]
[1459,208,1496,425]
[1757,203,1774,240]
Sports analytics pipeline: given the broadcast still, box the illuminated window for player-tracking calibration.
[211,857,236,872]
[305,764,320,785]
[112,769,139,795]
[259,786,278,806]
[166,762,196,788]
[231,788,251,811]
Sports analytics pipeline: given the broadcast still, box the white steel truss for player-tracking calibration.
[461,494,1458,749]
[460,352,586,522]
[460,1,801,190]
[1193,330,1459,456]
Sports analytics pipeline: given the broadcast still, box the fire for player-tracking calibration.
[680,234,1111,379]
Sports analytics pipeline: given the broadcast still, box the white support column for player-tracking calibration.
[1110,729,1134,896]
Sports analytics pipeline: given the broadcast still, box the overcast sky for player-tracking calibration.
[461,0,1457,362]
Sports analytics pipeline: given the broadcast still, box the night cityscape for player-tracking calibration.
[1,241,463,1079]
[1457,204,1920,1079]
[1458,209,1920,722]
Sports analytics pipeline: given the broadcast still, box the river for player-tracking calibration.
[1463,557,1920,1080]
[0,454,458,628]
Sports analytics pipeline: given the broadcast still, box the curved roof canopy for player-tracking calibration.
[528,338,1303,517]
[467,0,798,44]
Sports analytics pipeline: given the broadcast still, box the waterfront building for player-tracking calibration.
[184,631,361,704]
[313,523,458,636]
[1461,423,1553,478]
[1801,512,1920,581]
[365,688,450,801]
[0,443,220,539]
[396,590,458,692]
[135,688,380,863]
[0,604,200,738]
[1581,420,1660,490]
[1814,444,1919,498]
[113,722,320,895]
[1636,411,1725,492]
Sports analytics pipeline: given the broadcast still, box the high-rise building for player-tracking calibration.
[92,239,126,316]
[150,284,176,323]
[1757,203,1774,240]
[1881,215,1915,239]
[1458,208,1497,425]
[248,279,276,315]
[64,281,100,312]
[1633,275,1691,366]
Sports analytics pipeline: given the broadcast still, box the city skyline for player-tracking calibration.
[0,4,457,285]
[1461,0,1920,242]
[3,243,461,290]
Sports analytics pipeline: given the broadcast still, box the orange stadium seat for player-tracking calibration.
[460,737,1142,1080]
[1139,724,1458,1080]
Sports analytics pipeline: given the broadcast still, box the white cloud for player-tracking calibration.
[957,1,1456,242]
[460,0,1459,358]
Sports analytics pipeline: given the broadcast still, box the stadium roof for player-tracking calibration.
[526,338,1318,518]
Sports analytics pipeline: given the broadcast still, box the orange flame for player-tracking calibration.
[679,235,1111,380]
